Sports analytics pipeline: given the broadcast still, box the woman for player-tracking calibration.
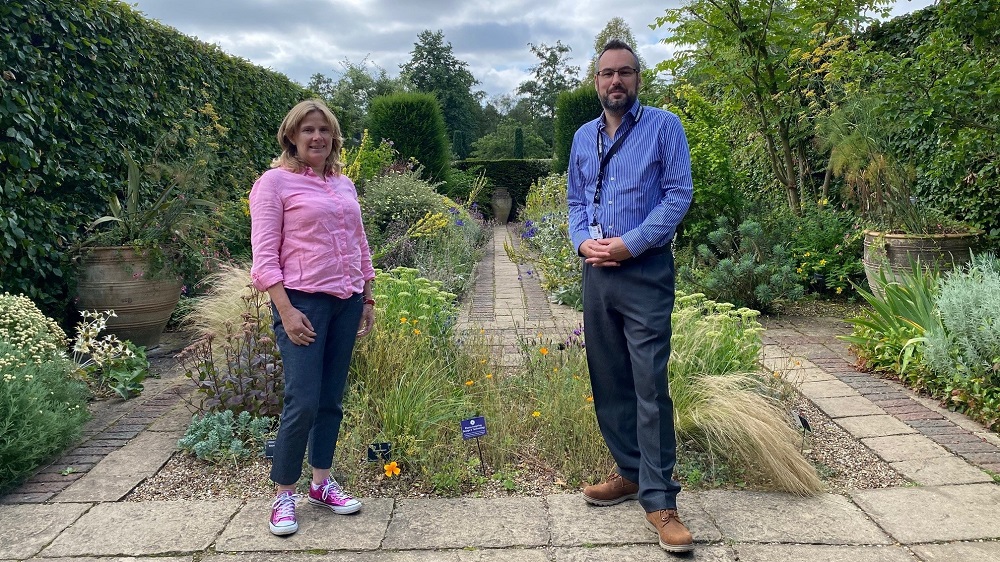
[249,99,376,536]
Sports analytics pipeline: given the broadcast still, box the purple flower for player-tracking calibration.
[448,206,459,214]
[455,219,465,226]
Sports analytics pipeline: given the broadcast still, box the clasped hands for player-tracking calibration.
[579,237,632,267]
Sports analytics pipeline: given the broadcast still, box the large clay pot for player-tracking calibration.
[75,246,182,349]
[490,187,513,224]
[862,230,980,295]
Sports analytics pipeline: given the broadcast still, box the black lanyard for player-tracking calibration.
[593,105,644,224]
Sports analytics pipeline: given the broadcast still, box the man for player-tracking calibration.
[567,39,694,553]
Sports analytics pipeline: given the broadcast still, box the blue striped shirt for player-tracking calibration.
[567,100,693,257]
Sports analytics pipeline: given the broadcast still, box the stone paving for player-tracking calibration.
[2,224,999,561]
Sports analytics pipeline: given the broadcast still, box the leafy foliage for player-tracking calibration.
[471,119,550,160]
[361,170,446,245]
[0,0,307,320]
[368,92,451,182]
[553,85,601,174]
[399,30,482,159]
[680,216,804,311]
[178,410,274,466]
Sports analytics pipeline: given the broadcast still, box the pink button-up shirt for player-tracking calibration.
[249,167,375,298]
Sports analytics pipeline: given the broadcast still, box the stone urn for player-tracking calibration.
[490,186,512,224]
[862,230,980,295]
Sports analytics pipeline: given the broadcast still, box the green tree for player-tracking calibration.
[307,58,408,146]
[654,0,889,213]
[400,30,483,159]
[553,85,601,173]
[517,41,579,146]
[592,17,647,73]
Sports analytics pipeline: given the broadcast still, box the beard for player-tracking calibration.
[600,87,637,112]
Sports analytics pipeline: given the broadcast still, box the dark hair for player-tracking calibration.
[597,39,640,73]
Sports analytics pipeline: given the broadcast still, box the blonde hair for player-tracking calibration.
[272,99,344,176]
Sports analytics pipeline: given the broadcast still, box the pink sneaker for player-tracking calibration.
[269,491,298,536]
[308,477,361,514]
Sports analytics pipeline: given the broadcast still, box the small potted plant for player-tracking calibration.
[75,105,224,348]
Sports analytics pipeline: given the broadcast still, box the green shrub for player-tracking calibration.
[178,410,274,465]
[778,202,865,296]
[0,345,89,493]
[343,129,400,188]
[923,254,1000,428]
[368,92,451,183]
[0,293,68,363]
[361,170,444,244]
[679,216,804,311]
[553,85,601,173]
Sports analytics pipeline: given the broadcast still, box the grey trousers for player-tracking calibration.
[582,249,681,512]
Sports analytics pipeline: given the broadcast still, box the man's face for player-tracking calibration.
[595,49,640,113]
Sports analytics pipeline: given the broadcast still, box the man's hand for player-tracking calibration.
[580,237,632,267]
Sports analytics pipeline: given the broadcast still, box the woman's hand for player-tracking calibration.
[357,303,375,338]
[281,305,316,346]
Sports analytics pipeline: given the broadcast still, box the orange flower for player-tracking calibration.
[539,347,549,356]
[586,396,594,402]
[384,461,400,477]
[465,379,474,386]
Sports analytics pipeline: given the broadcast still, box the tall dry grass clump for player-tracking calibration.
[182,263,266,339]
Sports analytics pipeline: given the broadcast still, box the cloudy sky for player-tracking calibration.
[128,0,936,101]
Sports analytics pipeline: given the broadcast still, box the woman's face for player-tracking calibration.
[293,111,334,172]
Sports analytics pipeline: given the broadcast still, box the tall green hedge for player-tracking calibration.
[455,159,552,220]
[0,0,308,319]
[368,92,451,183]
[553,86,601,173]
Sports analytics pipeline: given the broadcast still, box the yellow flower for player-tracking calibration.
[539,347,549,356]
[384,461,400,477]
[819,259,827,266]
[413,329,421,335]
[836,287,843,294]
[480,359,487,364]
[485,373,493,379]
[586,396,594,402]
[532,411,541,418]
[465,379,474,386]
[400,317,408,324]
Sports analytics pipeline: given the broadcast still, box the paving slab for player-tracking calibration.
[861,434,951,463]
[207,550,550,562]
[850,483,1000,543]
[698,490,891,545]
[36,558,191,562]
[890,456,995,486]
[383,497,548,550]
[546,493,720,546]
[215,497,392,552]
[809,396,885,418]
[835,415,918,439]
[552,545,734,561]
[0,503,91,559]
[780,367,836,385]
[797,380,861,399]
[910,540,1000,561]
[53,431,179,502]
[734,543,916,562]
[40,500,241,557]
[146,402,196,433]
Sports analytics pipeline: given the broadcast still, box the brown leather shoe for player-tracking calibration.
[645,509,694,553]
[582,471,639,506]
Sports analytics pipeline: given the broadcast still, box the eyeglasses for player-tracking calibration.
[596,67,638,79]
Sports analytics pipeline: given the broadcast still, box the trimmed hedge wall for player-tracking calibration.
[455,159,552,220]
[0,0,308,319]
[553,86,601,174]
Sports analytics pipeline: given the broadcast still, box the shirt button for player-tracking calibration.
[610,177,615,181]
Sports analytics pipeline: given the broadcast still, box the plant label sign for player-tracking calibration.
[461,416,487,440]
[367,442,392,462]
[263,438,276,459]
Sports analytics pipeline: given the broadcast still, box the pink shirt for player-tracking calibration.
[249,167,375,298]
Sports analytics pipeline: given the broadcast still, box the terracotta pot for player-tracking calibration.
[862,230,980,295]
[75,246,182,349]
